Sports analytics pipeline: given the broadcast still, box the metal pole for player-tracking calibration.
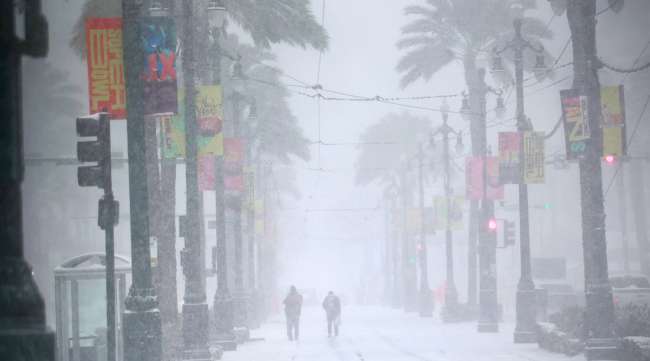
[442,113,459,320]
[512,19,537,343]
[0,1,55,359]
[565,1,617,358]
[618,161,629,274]
[120,1,163,360]
[211,23,237,351]
[400,170,417,312]
[477,68,498,333]
[231,92,250,331]
[179,0,210,359]
[417,144,433,317]
[102,113,117,361]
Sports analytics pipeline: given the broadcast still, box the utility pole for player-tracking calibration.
[0,1,55,360]
[493,18,543,343]
[121,1,163,361]
[565,1,617,358]
[417,144,433,317]
[179,0,211,359]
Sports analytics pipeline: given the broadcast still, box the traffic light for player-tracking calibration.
[604,154,616,165]
[504,220,516,246]
[487,217,498,232]
[76,112,110,188]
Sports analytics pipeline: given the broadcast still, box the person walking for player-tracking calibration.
[283,286,303,341]
[322,291,341,337]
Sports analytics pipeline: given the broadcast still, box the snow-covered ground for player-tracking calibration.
[224,306,582,361]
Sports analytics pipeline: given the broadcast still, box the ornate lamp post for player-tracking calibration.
[206,0,238,351]
[492,17,547,343]
[0,2,55,360]
[431,101,464,322]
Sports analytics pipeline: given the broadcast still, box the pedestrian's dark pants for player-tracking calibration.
[327,316,338,336]
[287,316,300,340]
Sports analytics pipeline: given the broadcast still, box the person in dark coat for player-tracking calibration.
[283,285,303,341]
[322,291,341,337]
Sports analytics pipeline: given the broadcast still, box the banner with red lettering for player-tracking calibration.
[86,18,126,118]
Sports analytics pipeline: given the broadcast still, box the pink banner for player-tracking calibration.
[466,156,504,200]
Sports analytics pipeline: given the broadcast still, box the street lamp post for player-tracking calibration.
[179,0,211,359]
[433,103,463,321]
[417,144,433,317]
[207,0,238,351]
[0,2,55,360]
[492,18,547,343]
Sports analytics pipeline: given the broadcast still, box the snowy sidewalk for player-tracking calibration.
[223,306,582,361]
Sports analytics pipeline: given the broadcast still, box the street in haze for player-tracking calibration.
[3,1,650,361]
[226,306,572,361]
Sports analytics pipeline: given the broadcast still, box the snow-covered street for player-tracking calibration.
[226,306,579,361]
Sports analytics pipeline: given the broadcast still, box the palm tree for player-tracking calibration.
[69,0,327,57]
[355,111,434,194]
[396,0,552,306]
[220,33,311,167]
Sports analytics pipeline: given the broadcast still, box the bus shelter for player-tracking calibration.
[54,253,131,361]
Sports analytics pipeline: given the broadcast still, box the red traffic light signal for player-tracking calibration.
[604,155,616,165]
[488,218,498,232]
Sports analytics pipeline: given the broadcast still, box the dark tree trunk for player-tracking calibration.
[566,1,616,357]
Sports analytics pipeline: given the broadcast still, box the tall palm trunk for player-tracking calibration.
[463,52,480,307]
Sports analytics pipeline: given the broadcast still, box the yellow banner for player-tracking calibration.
[433,196,463,230]
[601,85,626,156]
[523,131,545,184]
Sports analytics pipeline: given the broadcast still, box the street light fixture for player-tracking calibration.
[493,17,545,344]
[148,0,170,17]
[207,0,227,32]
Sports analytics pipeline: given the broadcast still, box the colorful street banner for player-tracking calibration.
[85,18,126,118]
[433,196,464,231]
[498,132,521,184]
[560,89,590,160]
[141,17,178,115]
[160,86,224,159]
[601,85,626,156]
[523,131,545,184]
[465,156,504,200]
